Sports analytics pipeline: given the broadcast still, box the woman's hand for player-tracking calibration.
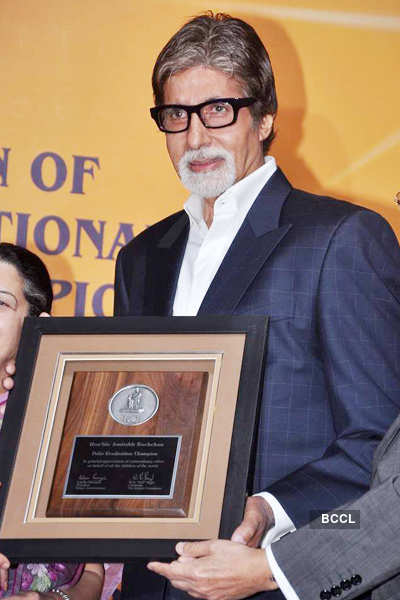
[1,359,15,392]
[0,552,10,591]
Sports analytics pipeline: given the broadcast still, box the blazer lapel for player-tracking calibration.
[145,212,189,315]
[198,169,292,315]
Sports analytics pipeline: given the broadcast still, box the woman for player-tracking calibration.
[0,242,104,600]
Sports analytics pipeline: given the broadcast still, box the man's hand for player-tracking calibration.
[148,539,277,600]
[1,360,15,392]
[231,496,274,547]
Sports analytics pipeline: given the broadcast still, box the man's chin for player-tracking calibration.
[182,177,228,198]
[180,165,234,196]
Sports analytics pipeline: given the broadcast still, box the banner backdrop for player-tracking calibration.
[1,0,399,316]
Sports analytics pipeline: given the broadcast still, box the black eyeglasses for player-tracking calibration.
[150,97,256,133]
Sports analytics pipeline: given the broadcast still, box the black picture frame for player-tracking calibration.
[0,315,267,562]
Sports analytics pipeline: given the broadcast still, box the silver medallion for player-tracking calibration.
[108,384,159,426]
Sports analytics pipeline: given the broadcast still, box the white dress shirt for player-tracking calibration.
[172,155,300,599]
[172,156,277,316]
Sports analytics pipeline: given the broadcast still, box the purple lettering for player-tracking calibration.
[74,219,105,258]
[34,215,70,254]
[71,156,100,194]
[92,284,114,316]
[0,148,10,187]
[16,213,30,247]
[52,279,72,301]
[74,281,89,316]
[31,152,67,192]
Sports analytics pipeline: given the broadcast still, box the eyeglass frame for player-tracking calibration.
[150,97,257,133]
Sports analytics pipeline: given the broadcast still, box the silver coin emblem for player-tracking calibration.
[108,384,159,426]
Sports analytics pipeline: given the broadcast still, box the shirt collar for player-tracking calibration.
[184,156,277,228]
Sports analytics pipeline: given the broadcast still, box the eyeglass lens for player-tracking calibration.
[160,100,235,132]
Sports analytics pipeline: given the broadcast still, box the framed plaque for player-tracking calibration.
[0,316,267,561]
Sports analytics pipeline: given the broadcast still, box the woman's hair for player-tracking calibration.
[0,242,53,316]
[152,11,278,151]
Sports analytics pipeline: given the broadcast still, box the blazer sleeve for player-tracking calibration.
[266,209,400,526]
[271,471,400,599]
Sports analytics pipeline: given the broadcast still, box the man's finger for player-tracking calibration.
[176,540,213,558]
[177,555,195,563]
[147,560,185,580]
[231,519,257,545]
[231,496,273,545]
[231,503,261,544]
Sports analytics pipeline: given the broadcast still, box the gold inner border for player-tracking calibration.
[31,355,219,523]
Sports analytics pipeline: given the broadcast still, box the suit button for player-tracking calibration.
[340,579,352,590]
[351,574,362,585]
[331,585,342,596]
[320,591,332,600]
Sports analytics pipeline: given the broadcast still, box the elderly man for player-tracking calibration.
[114,12,400,600]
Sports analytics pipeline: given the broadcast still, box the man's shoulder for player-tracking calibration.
[287,187,364,220]
[284,186,390,229]
[281,187,399,259]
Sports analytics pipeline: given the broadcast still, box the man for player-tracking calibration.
[114,12,400,600]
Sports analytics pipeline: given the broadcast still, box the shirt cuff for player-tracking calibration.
[255,491,296,545]
[266,544,301,600]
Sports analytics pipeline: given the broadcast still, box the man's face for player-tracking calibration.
[163,66,273,200]
[0,261,29,384]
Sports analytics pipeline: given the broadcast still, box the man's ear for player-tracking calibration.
[39,312,51,317]
[258,113,274,142]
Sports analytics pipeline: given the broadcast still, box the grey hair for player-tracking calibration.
[152,12,277,152]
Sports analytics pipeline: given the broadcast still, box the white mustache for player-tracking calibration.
[181,147,230,166]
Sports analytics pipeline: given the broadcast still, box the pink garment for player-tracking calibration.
[0,392,84,598]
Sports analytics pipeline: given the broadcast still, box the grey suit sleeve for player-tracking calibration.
[271,432,400,599]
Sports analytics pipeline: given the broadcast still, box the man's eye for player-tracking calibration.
[167,109,186,120]
[210,103,229,113]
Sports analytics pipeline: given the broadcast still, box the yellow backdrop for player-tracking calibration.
[1,0,399,315]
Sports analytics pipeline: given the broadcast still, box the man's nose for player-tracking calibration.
[186,112,211,149]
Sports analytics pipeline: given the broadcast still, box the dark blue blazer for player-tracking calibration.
[115,169,400,599]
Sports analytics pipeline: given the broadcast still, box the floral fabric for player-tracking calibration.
[0,392,84,598]
[1,562,84,598]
